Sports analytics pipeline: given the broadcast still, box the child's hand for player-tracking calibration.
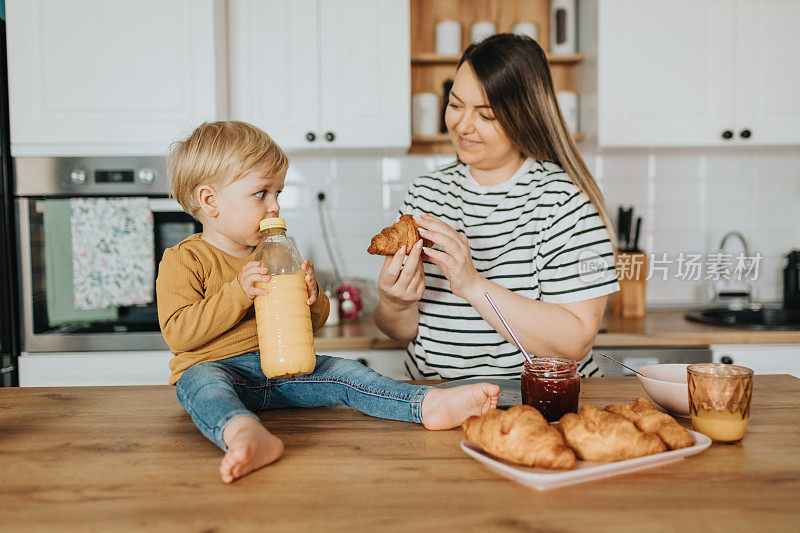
[301,260,319,306]
[238,261,271,300]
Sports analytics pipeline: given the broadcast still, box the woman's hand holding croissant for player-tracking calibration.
[415,213,481,300]
[377,238,425,309]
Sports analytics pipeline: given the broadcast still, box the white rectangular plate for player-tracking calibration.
[461,429,712,491]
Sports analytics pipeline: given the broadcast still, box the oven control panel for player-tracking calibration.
[14,157,169,196]
[70,169,156,185]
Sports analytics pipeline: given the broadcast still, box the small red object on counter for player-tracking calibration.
[336,283,362,321]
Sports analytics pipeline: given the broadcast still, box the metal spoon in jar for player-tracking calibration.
[596,352,645,377]
[484,292,534,366]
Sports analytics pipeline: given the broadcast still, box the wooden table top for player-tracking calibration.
[1,375,799,531]
[314,311,800,351]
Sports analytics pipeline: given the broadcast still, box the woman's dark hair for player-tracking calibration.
[458,33,614,242]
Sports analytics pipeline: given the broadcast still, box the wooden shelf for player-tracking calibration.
[547,53,585,65]
[409,1,585,155]
[412,53,584,65]
[411,53,462,65]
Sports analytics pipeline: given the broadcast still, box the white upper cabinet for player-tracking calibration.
[734,0,800,145]
[6,0,223,156]
[229,0,410,151]
[227,0,319,150]
[597,0,800,147]
[598,0,735,147]
[318,0,410,149]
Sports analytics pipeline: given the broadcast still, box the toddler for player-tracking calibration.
[157,121,499,483]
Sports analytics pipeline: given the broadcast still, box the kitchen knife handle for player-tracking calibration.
[622,208,633,251]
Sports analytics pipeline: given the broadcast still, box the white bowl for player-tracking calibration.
[635,364,690,417]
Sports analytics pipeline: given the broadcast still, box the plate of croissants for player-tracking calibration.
[461,398,711,490]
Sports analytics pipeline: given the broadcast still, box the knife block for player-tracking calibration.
[613,252,647,318]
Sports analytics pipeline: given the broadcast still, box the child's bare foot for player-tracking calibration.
[220,415,284,484]
[420,383,500,430]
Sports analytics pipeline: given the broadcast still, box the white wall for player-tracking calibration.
[281,147,800,308]
[584,146,800,304]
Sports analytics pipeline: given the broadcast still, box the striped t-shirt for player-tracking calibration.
[399,158,619,380]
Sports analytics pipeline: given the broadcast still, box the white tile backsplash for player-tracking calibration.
[704,148,756,177]
[705,173,754,206]
[287,157,332,185]
[335,156,382,184]
[331,182,383,211]
[382,183,408,213]
[275,184,306,211]
[397,155,436,183]
[285,146,800,307]
[652,177,703,207]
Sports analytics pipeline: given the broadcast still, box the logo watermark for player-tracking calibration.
[578,250,610,283]
[616,252,763,281]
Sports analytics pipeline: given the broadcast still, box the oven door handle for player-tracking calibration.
[147,199,185,213]
[34,198,186,214]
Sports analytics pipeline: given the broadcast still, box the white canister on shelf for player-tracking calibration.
[556,91,578,133]
[470,21,496,43]
[550,0,576,55]
[435,20,461,56]
[512,22,538,41]
[412,93,440,136]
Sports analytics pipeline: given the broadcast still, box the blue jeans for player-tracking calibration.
[176,352,432,451]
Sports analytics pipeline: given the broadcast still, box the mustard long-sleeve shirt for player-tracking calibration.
[156,234,330,385]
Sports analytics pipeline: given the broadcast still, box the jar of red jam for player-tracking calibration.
[521,357,580,422]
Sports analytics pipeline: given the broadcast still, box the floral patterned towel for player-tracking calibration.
[71,198,154,310]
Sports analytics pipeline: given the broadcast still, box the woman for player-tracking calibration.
[374,34,619,379]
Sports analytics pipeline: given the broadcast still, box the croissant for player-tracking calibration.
[367,215,429,255]
[558,404,667,462]
[605,397,694,450]
[462,405,577,470]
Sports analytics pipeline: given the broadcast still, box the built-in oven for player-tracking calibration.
[14,157,200,353]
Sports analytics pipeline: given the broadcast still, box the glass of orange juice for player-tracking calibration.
[687,363,753,442]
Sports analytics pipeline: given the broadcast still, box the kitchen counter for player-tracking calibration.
[596,309,800,346]
[315,310,800,351]
[1,376,799,531]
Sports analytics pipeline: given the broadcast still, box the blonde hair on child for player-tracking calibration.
[167,121,289,218]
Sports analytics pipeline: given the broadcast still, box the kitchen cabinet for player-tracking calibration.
[710,344,800,378]
[328,349,409,380]
[733,1,800,145]
[17,349,409,386]
[593,347,711,377]
[595,0,800,147]
[18,351,172,387]
[228,0,410,152]
[6,0,224,156]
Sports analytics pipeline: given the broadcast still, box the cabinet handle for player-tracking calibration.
[721,130,734,140]
[356,358,369,367]
[721,356,734,365]
[739,129,752,139]
[324,131,336,142]
[306,131,317,142]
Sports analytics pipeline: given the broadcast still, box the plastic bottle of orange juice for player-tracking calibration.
[252,217,316,378]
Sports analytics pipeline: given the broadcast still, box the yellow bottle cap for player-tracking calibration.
[259,217,287,231]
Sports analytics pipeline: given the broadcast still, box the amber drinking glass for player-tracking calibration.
[687,363,753,442]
